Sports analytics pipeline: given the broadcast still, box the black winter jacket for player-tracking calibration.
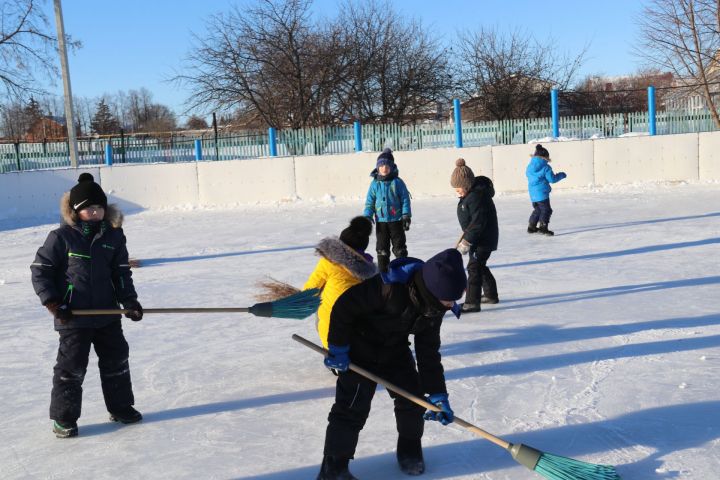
[457,176,499,252]
[31,198,137,330]
[328,269,448,395]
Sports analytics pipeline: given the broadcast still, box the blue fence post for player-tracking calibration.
[105,141,113,165]
[453,98,463,148]
[551,88,560,138]
[354,121,362,152]
[268,127,278,156]
[194,139,202,161]
[648,85,657,135]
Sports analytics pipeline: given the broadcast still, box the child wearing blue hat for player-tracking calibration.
[363,148,412,272]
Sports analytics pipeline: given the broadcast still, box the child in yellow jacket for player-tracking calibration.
[304,216,377,347]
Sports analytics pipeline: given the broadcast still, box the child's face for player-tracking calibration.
[78,205,105,221]
[454,187,467,198]
[378,164,391,176]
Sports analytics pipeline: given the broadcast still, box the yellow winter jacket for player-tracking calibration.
[303,237,377,348]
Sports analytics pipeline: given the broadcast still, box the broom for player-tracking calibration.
[292,334,621,480]
[71,288,321,320]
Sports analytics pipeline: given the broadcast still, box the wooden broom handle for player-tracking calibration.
[72,307,250,315]
[291,334,511,450]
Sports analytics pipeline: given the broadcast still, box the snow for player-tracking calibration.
[1,181,719,479]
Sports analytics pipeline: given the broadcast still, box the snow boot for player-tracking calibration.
[461,302,480,313]
[538,223,554,236]
[316,456,358,480]
[527,222,538,234]
[397,436,425,476]
[53,420,78,438]
[109,406,143,424]
[480,295,499,304]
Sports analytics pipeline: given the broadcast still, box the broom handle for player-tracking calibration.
[72,307,250,315]
[292,334,511,450]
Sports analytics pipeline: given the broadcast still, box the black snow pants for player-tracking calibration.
[50,320,135,422]
[529,198,553,226]
[323,347,425,459]
[465,249,497,305]
[375,220,408,272]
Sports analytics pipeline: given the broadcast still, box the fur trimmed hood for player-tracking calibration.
[60,192,124,228]
[316,237,377,280]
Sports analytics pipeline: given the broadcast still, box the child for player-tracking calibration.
[303,216,377,349]
[526,144,567,236]
[451,158,499,312]
[363,148,411,272]
[31,173,143,438]
[317,249,467,479]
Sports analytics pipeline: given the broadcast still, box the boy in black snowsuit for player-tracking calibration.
[317,249,466,480]
[31,173,144,438]
[451,158,499,312]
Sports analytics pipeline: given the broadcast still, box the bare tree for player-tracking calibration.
[175,0,348,129]
[0,0,66,98]
[637,0,720,126]
[454,27,585,121]
[568,70,674,115]
[333,0,451,124]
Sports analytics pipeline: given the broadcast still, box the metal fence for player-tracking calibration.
[3,108,720,173]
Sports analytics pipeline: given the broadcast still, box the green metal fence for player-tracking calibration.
[3,108,720,173]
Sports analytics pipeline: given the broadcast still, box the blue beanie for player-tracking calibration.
[421,249,467,301]
[376,148,394,168]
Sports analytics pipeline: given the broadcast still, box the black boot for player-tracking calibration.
[538,223,554,236]
[527,222,538,234]
[317,456,358,480]
[397,436,425,476]
[109,405,143,424]
[52,419,78,438]
[460,303,480,313]
[480,295,499,304]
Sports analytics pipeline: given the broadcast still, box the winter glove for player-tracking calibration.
[123,299,143,321]
[457,239,471,255]
[324,344,350,372]
[45,300,73,324]
[402,215,411,231]
[557,172,567,180]
[423,393,454,425]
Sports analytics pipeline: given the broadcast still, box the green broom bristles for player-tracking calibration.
[251,288,321,319]
[534,452,621,480]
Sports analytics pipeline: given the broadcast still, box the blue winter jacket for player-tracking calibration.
[363,165,411,222]
[526,156,566,202]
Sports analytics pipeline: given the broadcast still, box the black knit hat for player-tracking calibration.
[69,173,107,212]
[533,144,550,159]
[421,249,467,301]
[376,148,395,168]
[339,216,373,251]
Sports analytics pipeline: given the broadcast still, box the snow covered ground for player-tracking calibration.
[1,181,719,480]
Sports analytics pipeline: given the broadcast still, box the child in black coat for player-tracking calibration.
[31,173,143,438]
[317,249,467,479]
[451,158,499,312]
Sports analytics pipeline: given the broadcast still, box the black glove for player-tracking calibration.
[123,299,143,321]
[45,300,73,324]
[402,215,411,231]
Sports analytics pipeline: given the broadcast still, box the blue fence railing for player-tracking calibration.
[3,106,720,174]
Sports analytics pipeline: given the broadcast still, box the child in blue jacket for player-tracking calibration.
[526,144,567,236]
[363,148,411,272]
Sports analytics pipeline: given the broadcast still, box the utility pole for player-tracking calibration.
[53,0,79,167]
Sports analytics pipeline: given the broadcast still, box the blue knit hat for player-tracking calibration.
[421,249,467,301]
[376,148,394,168]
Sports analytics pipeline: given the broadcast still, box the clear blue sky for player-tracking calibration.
[44,0,647,121]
